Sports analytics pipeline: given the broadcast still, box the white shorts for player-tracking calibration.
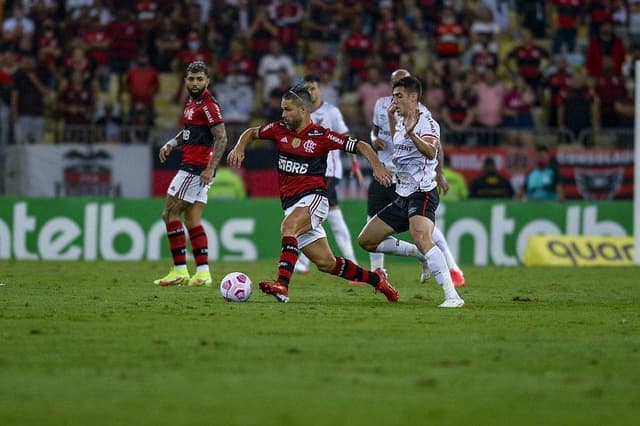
[167,169,211,204]
[284,194,329,249]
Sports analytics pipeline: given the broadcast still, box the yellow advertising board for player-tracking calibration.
[523,235,635,267]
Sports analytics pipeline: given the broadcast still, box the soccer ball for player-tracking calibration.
[219,272,253,302]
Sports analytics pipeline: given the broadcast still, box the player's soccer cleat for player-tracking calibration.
[450,268,465,287]
[188,271,212,287]
[438,297,465,308]
[154,268,190,287]
[373,268,399,303]
[259,280,289,303]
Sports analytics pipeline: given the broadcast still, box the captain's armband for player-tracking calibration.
[344,136,358,153]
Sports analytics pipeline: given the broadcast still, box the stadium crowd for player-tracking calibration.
[0,1,636,150]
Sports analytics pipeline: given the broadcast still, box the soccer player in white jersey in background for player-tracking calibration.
[368,69,465,287]
[294,74,363,274]
[358,75,464,308]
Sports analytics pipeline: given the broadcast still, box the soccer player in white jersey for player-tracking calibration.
[369,69,465,286]
[358,76,464,308]
[294,74,363,274]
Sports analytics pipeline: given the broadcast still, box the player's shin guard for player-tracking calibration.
[189,225,209,272]
[426,246,458,300]
[166,220,187,267]
[327,209,356,261]
[277,236,299,287]
[332,257,377,286]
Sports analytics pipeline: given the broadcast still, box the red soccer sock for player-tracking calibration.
[332,257,380,286]
[166,220,186,266]
[188,225,208,267]
[277,236,299,287]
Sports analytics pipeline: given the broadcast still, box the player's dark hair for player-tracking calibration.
[303,74,321,83]
[283,86,312,108]
[187,61,209,76]
[392,76,422,98]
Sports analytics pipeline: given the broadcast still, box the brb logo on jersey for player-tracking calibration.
[278,156,309,174]
[303,140,316,153]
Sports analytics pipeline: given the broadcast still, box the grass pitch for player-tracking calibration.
[0,260,638,426]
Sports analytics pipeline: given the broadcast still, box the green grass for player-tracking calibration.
[1,261,639,426]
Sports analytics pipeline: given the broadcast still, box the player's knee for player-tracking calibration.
[357,233,377,252]
[316,256,336,273]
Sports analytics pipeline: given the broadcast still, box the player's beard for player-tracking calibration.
[188,86,205,98]
[284,115,301,131]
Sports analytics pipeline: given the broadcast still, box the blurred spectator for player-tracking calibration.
[36,19,63,77]
[433,7,467,65]
[503,75,536,148]
[58,71,95,142]
[2,4,35,51]
[304,40,337,79]
[594,56,625,127]
[341,16,375,91]
[217,38,255,87]
[174,31,213,72]
[470,43,499,73]
[257,40,296,105]
[629,0,640,47]
[441,78,476,145]
[357,66,390,126]
[469,5,500,55]
[585,19,626,77]
[375,3,414,51]
[379,30,404,75]
[505,28,550,103]
[247,5,279,63]
[551,0,582,55]
[11,53,52,145]
[80,15,111,90]
[471,68,506,145]
[441,156,468,202]
[150,16,183,72]
[94,100,123,143]
[107,9,144,76]
[125,53,159,116]
[210,1,243,57]
[0,47,14,146]
[127,101,153,143]
[613,84,635,146]
[515,0,546,38]
[520,145,563,201]
[543,56,572,127]
[587,0,613,37]
[267,0,305,60]
[469,156,515,198]
[135,0,160,43]
[558,70,600,144]
[214,76,255,125]
[264,69,293,122]
[422,65,445,120]
[305,0,342,51]
[61,44,97,88]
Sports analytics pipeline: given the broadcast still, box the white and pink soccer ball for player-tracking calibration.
[219,272,253,302]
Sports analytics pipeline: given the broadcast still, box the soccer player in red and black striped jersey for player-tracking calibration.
[227,87,398,303]
[154,61,228,287]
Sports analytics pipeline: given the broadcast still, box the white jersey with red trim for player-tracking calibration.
[310,101,349,179]
[392,106,440,196]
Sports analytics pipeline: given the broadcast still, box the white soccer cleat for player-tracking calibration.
[438,297,465,308]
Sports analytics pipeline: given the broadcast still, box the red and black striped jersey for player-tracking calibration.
[180,89,224,172]
[258,121,358,208]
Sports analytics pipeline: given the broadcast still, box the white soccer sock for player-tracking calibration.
[370,252,385,271]
[196,264,210,273]
[426,245,459,300]
[328,209,356,262]
[375,237,425,261]
[432,226,460,270]
[297,252,311,268]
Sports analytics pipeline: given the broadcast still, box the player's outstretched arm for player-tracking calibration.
[227,126,260,168]
[355,140,392,187]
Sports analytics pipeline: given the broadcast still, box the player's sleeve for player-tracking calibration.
[332,107,349,134]
[257,121,279,140]
[372,98,384,128]
[419,114,441,141]
[204,99,224,126]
